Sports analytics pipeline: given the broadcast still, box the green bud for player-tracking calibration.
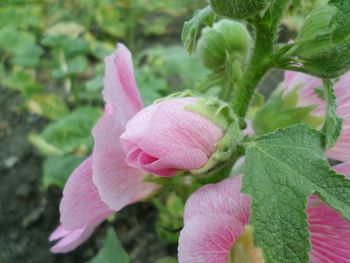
[209,0,272,19]
[187,97,243,182]
[197,19,252,70]
[158,90,243,182]
[293,5,350,78]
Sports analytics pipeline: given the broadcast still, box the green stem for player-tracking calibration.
[71,75,81,106]
[232,23,274,118]
[232,0,291,119]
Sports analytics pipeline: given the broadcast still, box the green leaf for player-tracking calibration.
[181,6,214,54]
[90,228,129,263]
[243,124,350,263]
[67,56,88,75]
[28,94,69,120]
[43,155,85,188]
[1,68,42,97]
[322,79,343,148]
[0,27,43,68]
[30,107,101,156]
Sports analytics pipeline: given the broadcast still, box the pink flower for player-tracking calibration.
[120,97,224,177]
[178,163,350,263]
[50,43,224,252]
[283,71,350,162]
[49,44,158,253]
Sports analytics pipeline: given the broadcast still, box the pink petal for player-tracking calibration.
[103,43,143,126]
[92,108,159,211]
[333,162,350,176]
[308,163,350,262]
[178,214,244,263]
[183,176,250,224]
[120,103,161,153]
[308,198,350,262]
[49,224,95,253]
[60,157,113,230]
[178,176,251,263]
[121,97,224,176]
[136,98,223,158]
[130,147,209,177]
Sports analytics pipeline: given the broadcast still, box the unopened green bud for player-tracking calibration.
[293,5,350,78]
[197,19,252,71]
[210,0,272,19]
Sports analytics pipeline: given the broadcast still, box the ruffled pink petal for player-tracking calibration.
[92,108,159,211]
[178,176,251,263]
[49,224,95,253]
[103,43,143,126]
[60,157,113,230]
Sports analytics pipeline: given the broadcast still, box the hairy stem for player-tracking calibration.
[232,0,291,119]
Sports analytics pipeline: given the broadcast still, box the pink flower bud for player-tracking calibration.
[120,97,224,177]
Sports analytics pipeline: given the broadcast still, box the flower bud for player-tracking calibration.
[120,94,241,177]
[209,0,272,19]
[198,19,252,71]
[293,6,350,78]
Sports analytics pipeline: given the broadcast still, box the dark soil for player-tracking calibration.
[0,86,176,263]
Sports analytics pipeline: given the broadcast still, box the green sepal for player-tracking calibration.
[293,5,350,78]
[253,87,323,135]
[321,79,343,149]
[181,6,214,54]
[191,122,243,175]
[185,96,236,130]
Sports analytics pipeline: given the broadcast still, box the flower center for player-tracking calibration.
[228,225,264,263]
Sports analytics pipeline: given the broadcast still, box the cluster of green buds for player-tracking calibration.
[197,19,252,72]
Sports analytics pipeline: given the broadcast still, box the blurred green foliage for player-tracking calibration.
[0,0,206,189]
[0,1,206,259]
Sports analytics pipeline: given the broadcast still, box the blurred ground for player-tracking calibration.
[0,86,177,263]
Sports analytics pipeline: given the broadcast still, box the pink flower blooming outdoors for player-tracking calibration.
[49,44,224,252]
[283,71,350,162]
[178,163,350,263]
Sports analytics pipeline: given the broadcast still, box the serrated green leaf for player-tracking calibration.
[322,79,343,148]
[31,107,101,156]
[90,228,129,263]
[242,124,350,263]
[43,155,85,188]
[181,6,214,54]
